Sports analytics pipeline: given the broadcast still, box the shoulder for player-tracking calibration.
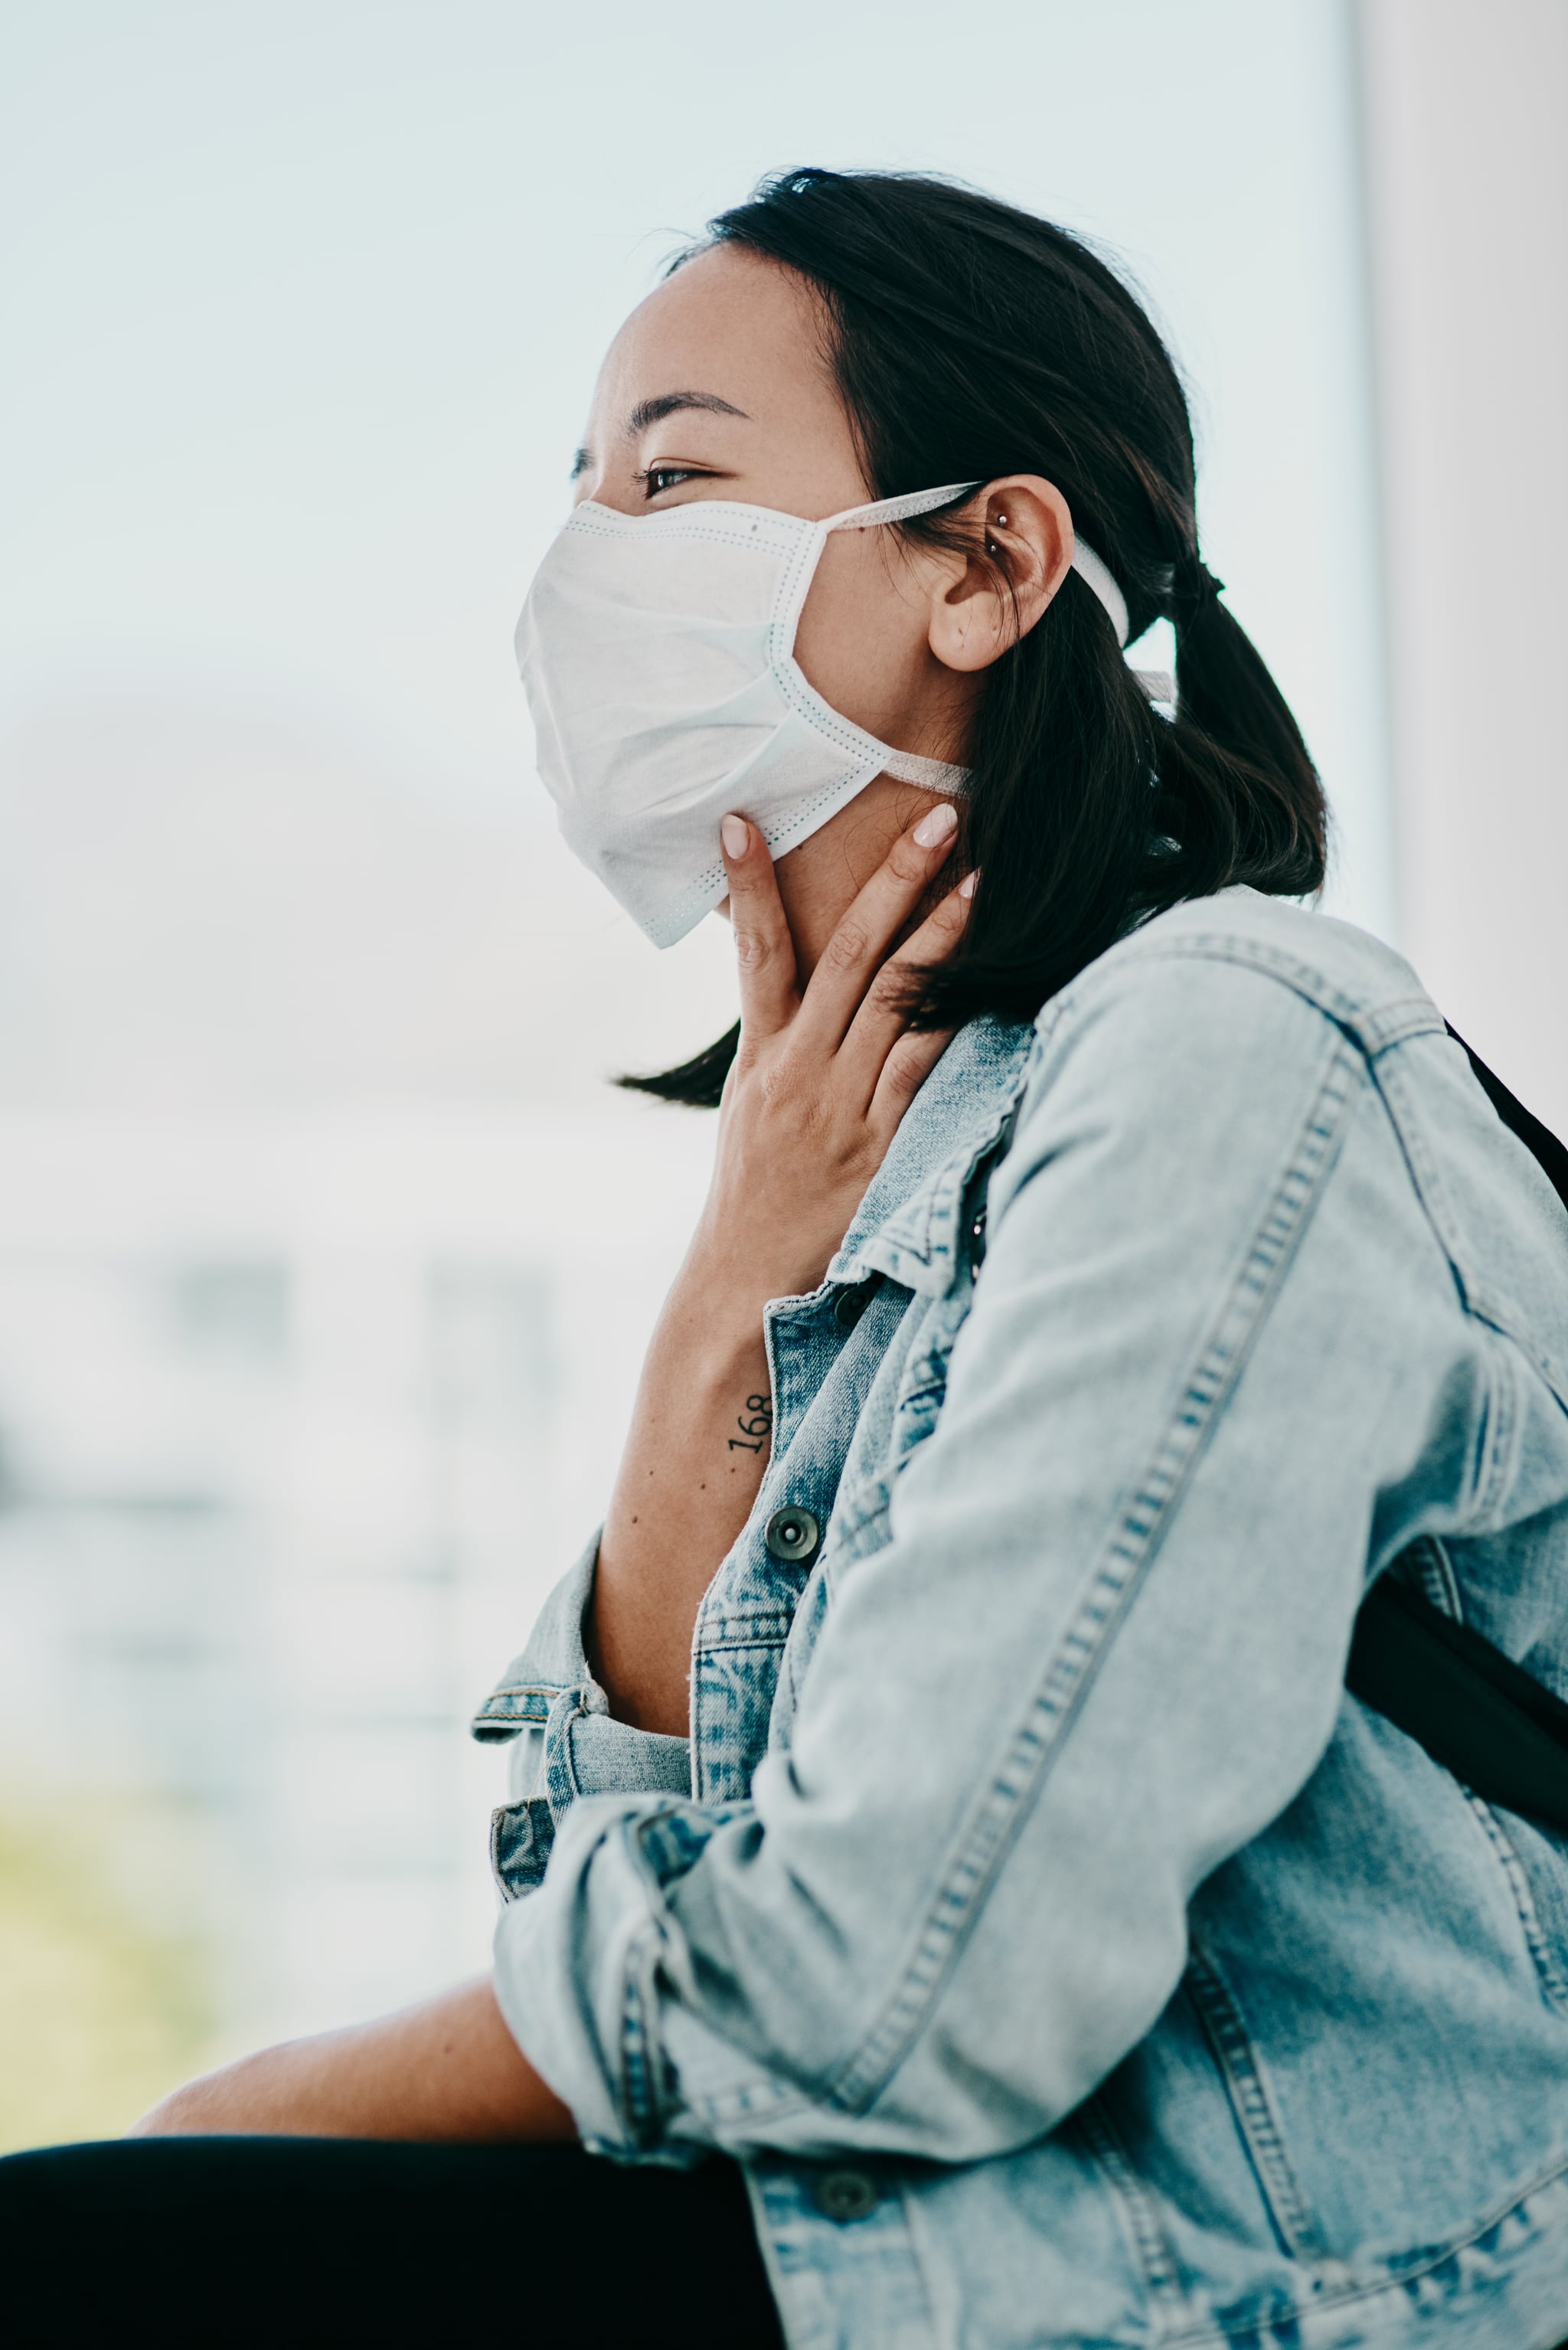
[1058,887,1438,1047]
[1032,888,1443,1077]
[1008,890,1448,1181]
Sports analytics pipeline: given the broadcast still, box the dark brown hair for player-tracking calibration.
[625,168,1325,1106]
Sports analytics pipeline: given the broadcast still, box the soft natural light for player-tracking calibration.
[1,0,1393,2143]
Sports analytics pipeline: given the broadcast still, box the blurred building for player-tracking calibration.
[0,698,718,2086]
[0,1106,710,2057]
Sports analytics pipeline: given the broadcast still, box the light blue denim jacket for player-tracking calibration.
[474,888,1568,2350]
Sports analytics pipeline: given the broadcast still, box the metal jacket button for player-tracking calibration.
[834,1278,877,1329]
[815,2167,878,2222]
[763,1504,820,1564]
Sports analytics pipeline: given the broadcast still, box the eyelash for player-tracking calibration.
[637,465,703,499]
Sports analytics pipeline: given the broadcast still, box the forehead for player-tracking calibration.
[590,245,834,432]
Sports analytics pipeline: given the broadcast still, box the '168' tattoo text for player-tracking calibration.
[728,1394,774,1455]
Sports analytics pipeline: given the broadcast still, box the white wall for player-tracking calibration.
[1357,0,1568,1126]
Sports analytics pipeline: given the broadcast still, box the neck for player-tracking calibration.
[773,773,947,980]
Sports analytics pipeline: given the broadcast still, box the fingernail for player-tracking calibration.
[720,814,749,859]
[958,868,978,899]
[912,802,959,849]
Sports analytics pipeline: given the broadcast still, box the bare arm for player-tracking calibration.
[129,1976,575,2141]
[130,812,967,2143]
[590,806,969,1733]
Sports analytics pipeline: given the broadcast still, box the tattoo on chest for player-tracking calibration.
[727,1393,773,1456]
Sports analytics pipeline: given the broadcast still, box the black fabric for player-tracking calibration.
[1340,1029,1568,1832]
[0,2136,786,2348]
[1449,1021,1568,1220]
[1348,1574,1568,1832]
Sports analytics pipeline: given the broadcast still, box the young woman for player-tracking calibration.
[5,168,1568,2350]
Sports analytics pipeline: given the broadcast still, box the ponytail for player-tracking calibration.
[1161,559,1322,894]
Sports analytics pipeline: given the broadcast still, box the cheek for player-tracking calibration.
[792,530,929,737]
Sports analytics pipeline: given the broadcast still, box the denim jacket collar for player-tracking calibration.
[828,1015,1036,1298]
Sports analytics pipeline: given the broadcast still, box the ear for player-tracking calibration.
[926,476,1074,675]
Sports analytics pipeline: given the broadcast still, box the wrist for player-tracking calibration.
[680,1213,833,1325]
[668,1236,780,1347]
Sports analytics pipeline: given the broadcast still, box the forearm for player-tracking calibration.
[593,1244,774,1733]
[588,807,967,1737]
[129,1976,575,2142]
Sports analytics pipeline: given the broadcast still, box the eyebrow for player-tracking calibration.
[570,390,750,479]
[627,390,750,435]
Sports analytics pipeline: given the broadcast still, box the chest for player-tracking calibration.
[689,1264,980,1803]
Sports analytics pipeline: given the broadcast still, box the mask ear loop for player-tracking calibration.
[768,482,985,668]
[763,487,978,793]
[823,482,984,531]
[1067,539,1129,647]
[832,481,1142,678]
[774,483,984,793]
[770,482,1161,793]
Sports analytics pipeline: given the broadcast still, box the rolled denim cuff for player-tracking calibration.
[469,1534,603,1745]
[492,1793,733,2157]
[474,1534,693,1904]
[489,1709,694,1900]
[489,1796,555,1900]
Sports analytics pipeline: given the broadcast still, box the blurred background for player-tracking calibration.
[1,0,1562,2147]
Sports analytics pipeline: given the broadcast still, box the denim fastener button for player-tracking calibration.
[834,1278,877,1330]
[761,1504,822,1560]
[764,1505,820,1564]
[815,2167,879,2223]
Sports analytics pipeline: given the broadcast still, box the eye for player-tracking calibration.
[639,464,701,499]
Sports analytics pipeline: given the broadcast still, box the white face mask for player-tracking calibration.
[515,481,1134,948]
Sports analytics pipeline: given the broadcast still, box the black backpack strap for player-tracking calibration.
[973,1017,1568,1831]
[1446,1021,1568,1218]
[1347,1573,1568,1833]
[1348,1025,1568,1831]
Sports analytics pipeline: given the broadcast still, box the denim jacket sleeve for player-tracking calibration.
[472,1533,691,1895]
[492,948,1517,2161]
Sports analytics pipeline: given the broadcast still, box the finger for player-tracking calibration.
[868,1023,958,1128]
[794,799,962,1048]
[720,814,798,1038]
[839,873,975,1100]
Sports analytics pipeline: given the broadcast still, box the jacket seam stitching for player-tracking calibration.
[1365,1044,1560,1403]
[618,1916,666,2147]
[1393,1538,1568,2012]
[1463,1790,1568,2015]
[543,1685,593,1822]
[1160,2148,1568,2345]
[1476,1321,1519,1525]
[1365,1043,1568,1420]
[1073,2093,1191,2319]
[822,1031,1364,2112]
[845,1074,1031,1283]
[1080,927,1442,1051]
[1183,1942,1327,2263]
